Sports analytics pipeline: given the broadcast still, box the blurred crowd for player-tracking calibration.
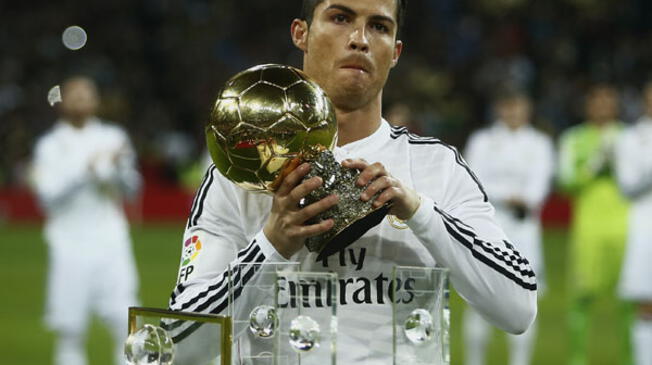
[2,0,652,187]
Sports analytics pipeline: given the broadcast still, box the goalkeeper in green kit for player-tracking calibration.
[558,84,631,365]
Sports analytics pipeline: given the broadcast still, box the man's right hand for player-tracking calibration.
[263,163,339,259]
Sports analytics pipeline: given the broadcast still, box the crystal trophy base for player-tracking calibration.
[392,266,450,365]
[126,307,232,365]
[228,262,337,365]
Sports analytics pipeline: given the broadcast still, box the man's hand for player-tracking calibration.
[263,163,339,259]
[342,159,420,221]
[506,197,529,220]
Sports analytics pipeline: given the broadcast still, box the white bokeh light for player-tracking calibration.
[62,26,87,50]
[47,85,62,106]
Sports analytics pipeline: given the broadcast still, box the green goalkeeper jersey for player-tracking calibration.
[558,121,629,295]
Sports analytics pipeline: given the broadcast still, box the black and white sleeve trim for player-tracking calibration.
[169,238,262,312]
[187,164,217,229]
[390,126,488,202]
[164,238,266,341]
[433,204,537,291]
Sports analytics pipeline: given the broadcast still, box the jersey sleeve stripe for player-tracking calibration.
[179,247,261,312]
[436,205,535,276]
[186,165,215,228]
[432,205,537,291]
[169,321,201,343]
[193,252,266,314]
[435,207,530,265]
[389,126,488,202]
[165,250,265,332]
[169,290,178,306]
[169,239,261,311]
[189,165,217,228]
[237,237,259,258]
[165,253,266,341]
[169,282,187,306]
[167,266,259,342]
[443,218,535,279]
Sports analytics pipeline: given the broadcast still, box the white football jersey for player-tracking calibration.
[169,120,537,364]
[615,116,652,300]
[31,118,141,249]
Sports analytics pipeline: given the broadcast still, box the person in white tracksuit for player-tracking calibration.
[464,92,555,365]
[30,76,141,365]
[615,82,652,365]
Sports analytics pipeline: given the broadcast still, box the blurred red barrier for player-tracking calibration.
[0,184,572,227]
[0,183,194,223]
[540,192,572,228]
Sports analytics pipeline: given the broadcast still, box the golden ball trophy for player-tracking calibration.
[205,63,391,259]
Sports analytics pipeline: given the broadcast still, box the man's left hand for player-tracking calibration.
[342,159,421,221]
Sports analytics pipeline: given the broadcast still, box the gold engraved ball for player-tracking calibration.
[206,64,338,192]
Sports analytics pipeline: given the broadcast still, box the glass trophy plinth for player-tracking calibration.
[228,262,337,365]
[126,307,232,365]
[125,265,449,365]
[392,266,450,365]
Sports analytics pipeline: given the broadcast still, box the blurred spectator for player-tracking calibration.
[557,84,631,365]
[2,1,652,187]
[463,91,555,365]
[29,76,141,365]
[385,101,422,133]
[615,81,652,365]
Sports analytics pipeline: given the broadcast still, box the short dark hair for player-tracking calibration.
[300,0,407,39]
[493,89,530,106]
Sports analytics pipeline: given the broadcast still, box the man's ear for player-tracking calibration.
[391,40,403,68]
[291,19,309,52]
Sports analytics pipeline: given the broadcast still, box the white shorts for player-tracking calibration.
[45,240,139,333]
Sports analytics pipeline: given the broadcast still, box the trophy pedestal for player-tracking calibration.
[126,266,449,365]
[392,266,450,365]
[127,307,232,365]
[228,262,338,365]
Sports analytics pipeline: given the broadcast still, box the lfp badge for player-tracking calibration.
[182,235,202,266]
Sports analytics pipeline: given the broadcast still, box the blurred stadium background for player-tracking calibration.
[1,0,650,363]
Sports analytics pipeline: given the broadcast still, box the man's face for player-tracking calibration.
[586,87,619,123]
[496,97,530,130]
[292,0,402,112]
[61,78,99,120]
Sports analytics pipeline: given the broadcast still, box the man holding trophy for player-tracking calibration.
[166,0,537,363]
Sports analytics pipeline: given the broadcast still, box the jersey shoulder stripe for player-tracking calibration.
[187,165,214,228]
[187,165,217,228]
[389,126,488,202]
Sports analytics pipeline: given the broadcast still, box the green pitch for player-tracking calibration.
[0,224,624,364]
